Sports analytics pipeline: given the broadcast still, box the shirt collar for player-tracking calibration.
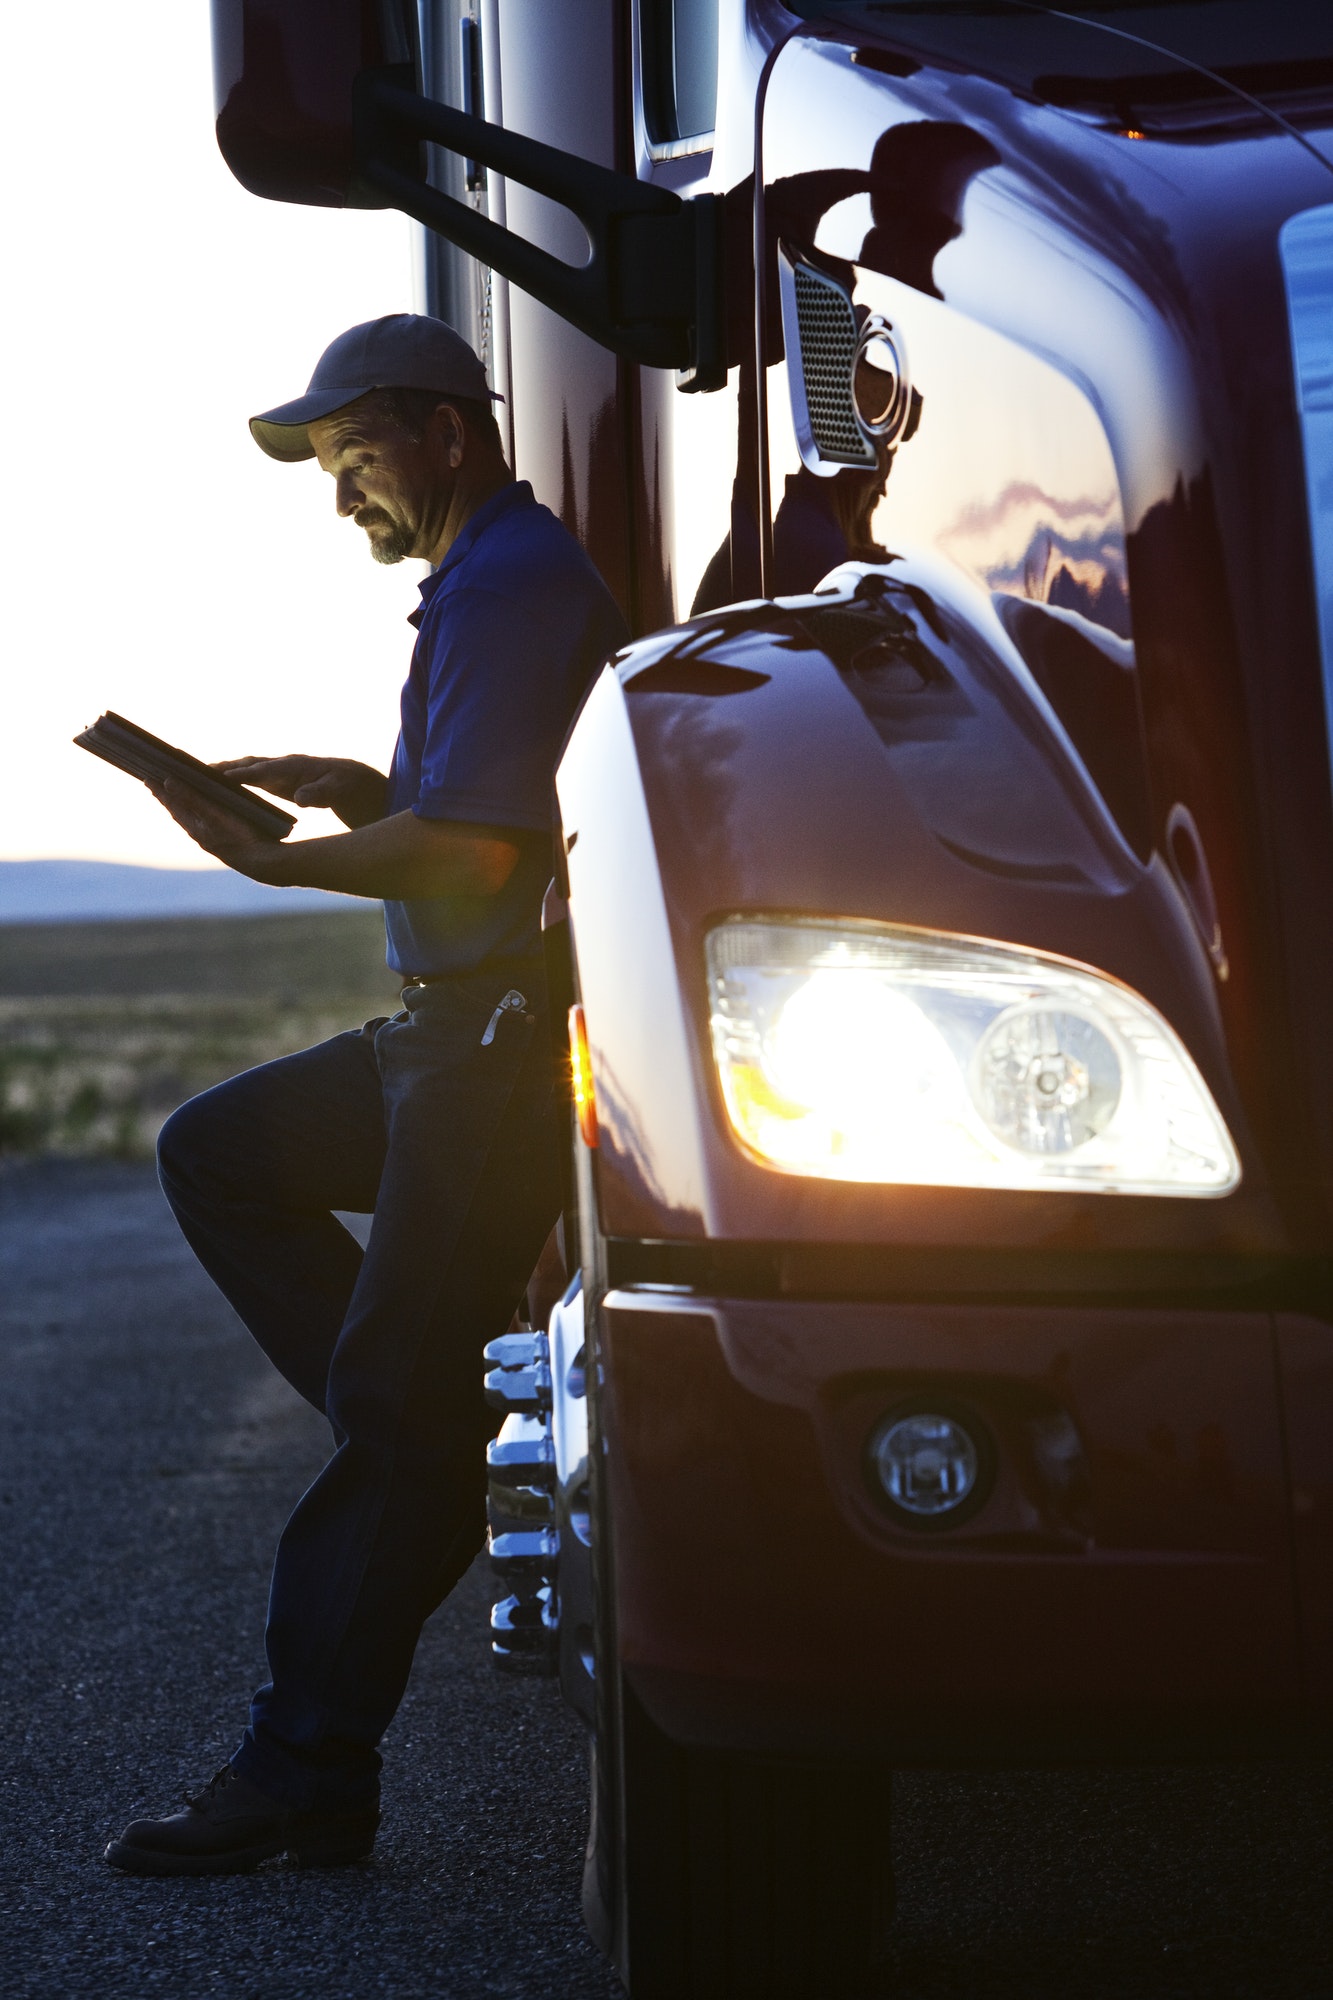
[408,480,535,627]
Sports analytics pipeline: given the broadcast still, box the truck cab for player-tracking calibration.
[213,5,1333,1993]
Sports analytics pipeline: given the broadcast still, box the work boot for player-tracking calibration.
[104,1765,380,1876]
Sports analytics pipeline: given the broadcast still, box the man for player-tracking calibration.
[104,314,627,1875]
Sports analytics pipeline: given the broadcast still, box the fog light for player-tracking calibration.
[869,1408,986,1524]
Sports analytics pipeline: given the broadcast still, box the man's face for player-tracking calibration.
[308,400,458,565]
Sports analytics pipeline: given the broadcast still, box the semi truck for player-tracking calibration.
[212,3,1333,1994]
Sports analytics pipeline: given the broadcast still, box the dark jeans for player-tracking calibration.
[156,963,562,1810]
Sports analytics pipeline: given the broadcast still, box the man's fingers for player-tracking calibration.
[213,757,300,781]
[292,776,340,805]
[149,783,212,848]
[158,776,244,834]
[216,758,292,779]
[140,778,290,889]
[212,756,321,801]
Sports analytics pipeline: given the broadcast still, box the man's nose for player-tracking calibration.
[335,471,364,518]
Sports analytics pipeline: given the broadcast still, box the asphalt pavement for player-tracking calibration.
[2,1159,1332,2000]
[0,1159,619,2000]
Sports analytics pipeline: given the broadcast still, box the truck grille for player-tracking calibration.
[791,262,875,468]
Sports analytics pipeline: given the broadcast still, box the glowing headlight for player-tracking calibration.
[706,920,1240,1195]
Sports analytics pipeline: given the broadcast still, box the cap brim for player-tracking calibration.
[248,388,371,462]
[250,380,507,461]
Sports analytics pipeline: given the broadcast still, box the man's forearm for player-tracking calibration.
[269,809,520,899]
[153,777,521,900]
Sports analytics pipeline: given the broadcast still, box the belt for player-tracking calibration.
[402,971,533,989]
[401,956,543,989]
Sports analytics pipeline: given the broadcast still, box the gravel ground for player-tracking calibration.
[2,1159,1332,2000]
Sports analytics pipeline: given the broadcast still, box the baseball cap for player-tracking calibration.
[249,314,500,462]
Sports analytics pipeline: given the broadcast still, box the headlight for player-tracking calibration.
[706,920,1240,1195]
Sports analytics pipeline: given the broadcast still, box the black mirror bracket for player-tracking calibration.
[352,74,727,392]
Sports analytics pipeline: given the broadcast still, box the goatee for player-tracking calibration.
[358,509,417,565]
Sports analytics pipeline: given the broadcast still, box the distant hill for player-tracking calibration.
[0,860,364,924]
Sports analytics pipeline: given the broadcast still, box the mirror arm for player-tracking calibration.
[353,74,726,390]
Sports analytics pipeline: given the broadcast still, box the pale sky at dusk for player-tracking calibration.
[2,3,422,869]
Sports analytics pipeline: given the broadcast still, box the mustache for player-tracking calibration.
[354,506,398,532]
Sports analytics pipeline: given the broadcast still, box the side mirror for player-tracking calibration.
[212,0,418,208]
[209,0,727,388]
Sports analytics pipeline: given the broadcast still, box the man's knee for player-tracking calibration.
[157,1086,226,1198]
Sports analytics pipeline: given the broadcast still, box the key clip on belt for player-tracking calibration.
[481,989,528,1046]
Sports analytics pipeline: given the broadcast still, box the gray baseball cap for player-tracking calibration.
[249,313,499,462]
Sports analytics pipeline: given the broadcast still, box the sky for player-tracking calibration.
[2,3,422,869]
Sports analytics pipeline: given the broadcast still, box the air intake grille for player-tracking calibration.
[792,264,875,467]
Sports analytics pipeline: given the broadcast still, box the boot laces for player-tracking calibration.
[182,1766,239,1812]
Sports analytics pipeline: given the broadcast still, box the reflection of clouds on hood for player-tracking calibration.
[938,480,1129,637]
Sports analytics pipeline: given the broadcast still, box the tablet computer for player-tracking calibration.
[74,712,296,840]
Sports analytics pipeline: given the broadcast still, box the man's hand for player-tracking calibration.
[151,779,300,885]
[214,755,387,829]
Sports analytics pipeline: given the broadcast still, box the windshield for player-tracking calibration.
[790,0,1330,47]
[784,2,1333,148]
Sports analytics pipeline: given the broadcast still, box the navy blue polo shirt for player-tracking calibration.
[383,480,627,978]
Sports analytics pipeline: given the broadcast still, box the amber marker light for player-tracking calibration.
[568,1004,599,1148]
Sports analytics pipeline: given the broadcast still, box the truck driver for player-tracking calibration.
[103,313,626,1875]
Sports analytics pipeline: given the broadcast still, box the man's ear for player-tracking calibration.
[430,401,466,471]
